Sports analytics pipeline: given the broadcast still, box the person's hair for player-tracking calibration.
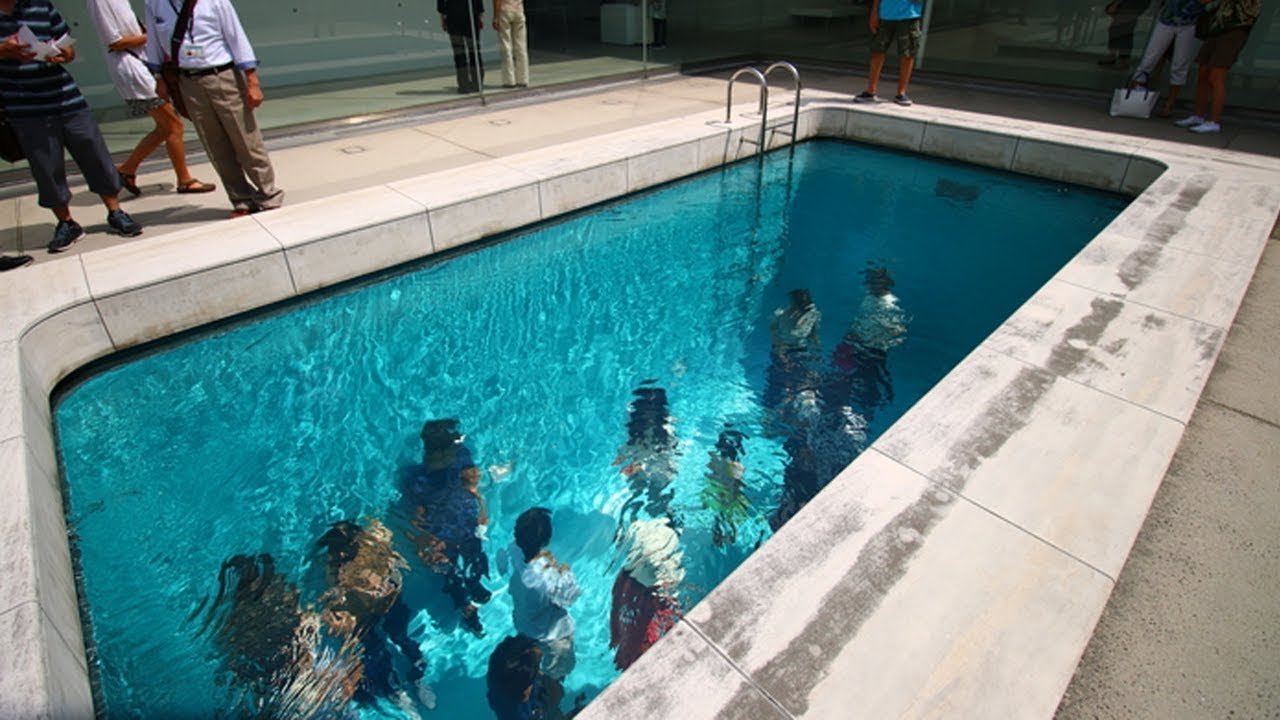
[715,428,745,461]
[420,418,462,452]
[864,267,894,296]
[626,386,672,449]
[514,507,552,562]
[487,634,541,710]
[788,288,813,309]
[316,520,363,576]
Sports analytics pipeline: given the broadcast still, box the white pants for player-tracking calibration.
[1135,21,1201,86]
[497,6,529,86]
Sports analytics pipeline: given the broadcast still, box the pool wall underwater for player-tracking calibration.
[3,93,1279,718]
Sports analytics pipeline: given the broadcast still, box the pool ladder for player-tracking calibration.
[724,61,802,152]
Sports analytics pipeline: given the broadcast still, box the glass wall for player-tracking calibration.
[58,0,1279,123]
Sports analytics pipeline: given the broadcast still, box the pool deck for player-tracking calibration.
[1,70,1278,718]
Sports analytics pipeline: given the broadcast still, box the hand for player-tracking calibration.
[0,33,35,62]
[244,83,263,109]
[48,45,75,64]
[243,70,264,109]
[868,13,879,33]
[155,77,170,101]
[492,19,499,31]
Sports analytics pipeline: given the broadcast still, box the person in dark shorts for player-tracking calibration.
[853,0,924,106]
[1173,0,1260,134]
[0,0,143,253]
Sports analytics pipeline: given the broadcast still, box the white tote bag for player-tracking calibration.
[1109,87,1160,119]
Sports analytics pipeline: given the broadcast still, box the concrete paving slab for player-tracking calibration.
[1055,400,1280,719]
[1202,235,1280,426]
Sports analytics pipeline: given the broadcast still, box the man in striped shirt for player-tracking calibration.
[0,0,143,253]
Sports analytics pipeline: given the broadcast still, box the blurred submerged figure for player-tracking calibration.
[823,267,909,426]
[403,418,492,637]
[609,518,684,671]
[500,507,582,682]
[700,428,751,548]
[203,554,360,718]
[763,289,823,437]
[486,634,565,720]
[317,518,435,717]
[614,386,680,533]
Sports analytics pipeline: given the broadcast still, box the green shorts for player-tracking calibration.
[869,17,922,56]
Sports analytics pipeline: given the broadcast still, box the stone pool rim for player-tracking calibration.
[2,92,1277,718]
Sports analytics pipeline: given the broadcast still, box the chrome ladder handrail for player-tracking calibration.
[726,66,769,149]
[723,62,802,152]
[763,61,802,145]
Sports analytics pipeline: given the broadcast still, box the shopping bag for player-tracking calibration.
[1109,87,1159,119]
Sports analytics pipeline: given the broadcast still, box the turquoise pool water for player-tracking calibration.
[54,139,1128,718]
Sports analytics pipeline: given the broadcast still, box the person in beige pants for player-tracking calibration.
[144,0,282,217]
[493,0,528,87]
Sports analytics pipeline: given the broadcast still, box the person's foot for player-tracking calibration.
[229,207,254,218]
[176,178,217,194]
[854,90,879,103]
[107,209,143,237]
[894,93,913,106]
[118,169,141,197]
[47,219,84,253]
[0,254,33,271]
[1173,114,1206,127]
[1188,120,1221,134]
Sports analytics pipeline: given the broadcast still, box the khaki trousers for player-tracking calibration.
[496,6,529,86]
[180,69,283,212]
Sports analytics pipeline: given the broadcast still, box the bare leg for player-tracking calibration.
[120,104,197,185]
[1206,66,1228,123]
[1160,84,1181,116]
[866,53,887,94]
[897,55,916,95]
[1191,65,1211,118]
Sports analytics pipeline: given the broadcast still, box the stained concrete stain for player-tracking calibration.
[717,367,1065,713]
[1119,175,1214,290]
[1045,298,1124,377]
[727,488,957,715]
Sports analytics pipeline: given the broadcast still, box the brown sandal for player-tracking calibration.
[177,179,217,194]
[119,170,141,197]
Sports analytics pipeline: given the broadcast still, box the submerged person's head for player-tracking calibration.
[626,386,672,449]
[514,507,553,562]
[421,418,464,468]
[487,634,543,711]
[715,428,745,462]
[864,267,894,297]
[788,288,814,311]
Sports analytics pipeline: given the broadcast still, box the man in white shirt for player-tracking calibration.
[143,0,282,217]
[502,507,581,680]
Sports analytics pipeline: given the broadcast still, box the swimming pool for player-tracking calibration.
[52,139,1126,717]
[5,94,1276,719]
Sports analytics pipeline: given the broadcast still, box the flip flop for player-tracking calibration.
[177,179,217,194]
[118,170,141,197]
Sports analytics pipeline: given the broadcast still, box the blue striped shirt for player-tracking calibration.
[0,0,88,118]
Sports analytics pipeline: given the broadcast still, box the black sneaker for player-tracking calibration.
[107,209,142,237]
[0,254,33,271]
[48,220,85,253]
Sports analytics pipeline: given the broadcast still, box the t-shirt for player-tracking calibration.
[0,0,88,118]
[507,546,581,642]
[877,0,924,21]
